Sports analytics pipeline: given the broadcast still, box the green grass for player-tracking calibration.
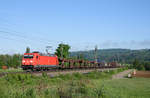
[0,68,149,98]
[0,68,23,73]
[102,78,150,98]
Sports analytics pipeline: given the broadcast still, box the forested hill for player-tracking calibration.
[70,49,150,63]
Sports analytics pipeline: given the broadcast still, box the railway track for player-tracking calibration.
[33,67,120,77]
[0,66,121,78]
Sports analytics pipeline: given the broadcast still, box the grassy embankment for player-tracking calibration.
[0,68,150,98]
[0,68,23,73]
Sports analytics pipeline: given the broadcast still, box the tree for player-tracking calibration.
[12,54,22,68]
[138,65,145,70]
[55,44,70,58]
[133,59,139,69]
[0,55,6,68]
[0,54,22,69]
[26,47,30,53]
[144,62,150,70]
[133,59,145,70]
[77,53,84,60]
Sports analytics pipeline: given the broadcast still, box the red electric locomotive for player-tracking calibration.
[21,52,59,70]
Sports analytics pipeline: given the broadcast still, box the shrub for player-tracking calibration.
[24,88,36,98]
[4,73,34,84]
[42,72,48,78]
[137,65,145,70]
[73,72,83,79]
[144,62,150,70]
[57,74,72,80]
[93,84,105,98]
[109,70,117,75]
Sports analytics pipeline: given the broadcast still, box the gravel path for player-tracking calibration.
[112,69,133,79]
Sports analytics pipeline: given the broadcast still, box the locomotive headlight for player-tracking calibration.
[22,60,25,63]
[30,60,33,63]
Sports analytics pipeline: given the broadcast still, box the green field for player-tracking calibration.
[0,68,23,73]
[97,78,150,98]
[0,68,149,98]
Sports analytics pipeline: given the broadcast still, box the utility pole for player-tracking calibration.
[85,45,89,60]
[94,45,98,62]
[117,53,120,63]
[60,43,63,58]
[46,46,52,56]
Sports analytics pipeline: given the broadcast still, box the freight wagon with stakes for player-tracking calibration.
[21,52,120,71]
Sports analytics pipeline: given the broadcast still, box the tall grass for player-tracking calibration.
[0,68,23,73]
[0,68,131,98]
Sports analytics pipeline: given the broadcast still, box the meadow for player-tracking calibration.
[0,68,23,73]
[0,68,149,98]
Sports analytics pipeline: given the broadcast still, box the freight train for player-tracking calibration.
[21,52,120,71]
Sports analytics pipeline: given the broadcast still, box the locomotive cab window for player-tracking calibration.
[36,56,38,59]
[24,55,34,59]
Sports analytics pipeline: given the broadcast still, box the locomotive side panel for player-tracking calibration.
[37,56,59,67]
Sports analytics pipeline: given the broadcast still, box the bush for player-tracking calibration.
[42,72,48,78]
[132,60,150,71]
[73,72,84,79]
[144,62,150,70]
[4,73,34,84]
[25,88,36,98]
[109,70,117,75]
[93,85,105,98]
[137,65,145,70]
[56,79,89,98]
[57,74,72,80]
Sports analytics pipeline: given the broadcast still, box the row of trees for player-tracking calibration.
[0,47,31,68]
[0,54,22,68]
[132,59,150,70]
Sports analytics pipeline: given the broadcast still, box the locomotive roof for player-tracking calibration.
[24,52,57,57]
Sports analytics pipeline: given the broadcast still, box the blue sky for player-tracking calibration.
[0,0,150,54]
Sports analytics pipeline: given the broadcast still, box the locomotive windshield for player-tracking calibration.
[24,55,34,59]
